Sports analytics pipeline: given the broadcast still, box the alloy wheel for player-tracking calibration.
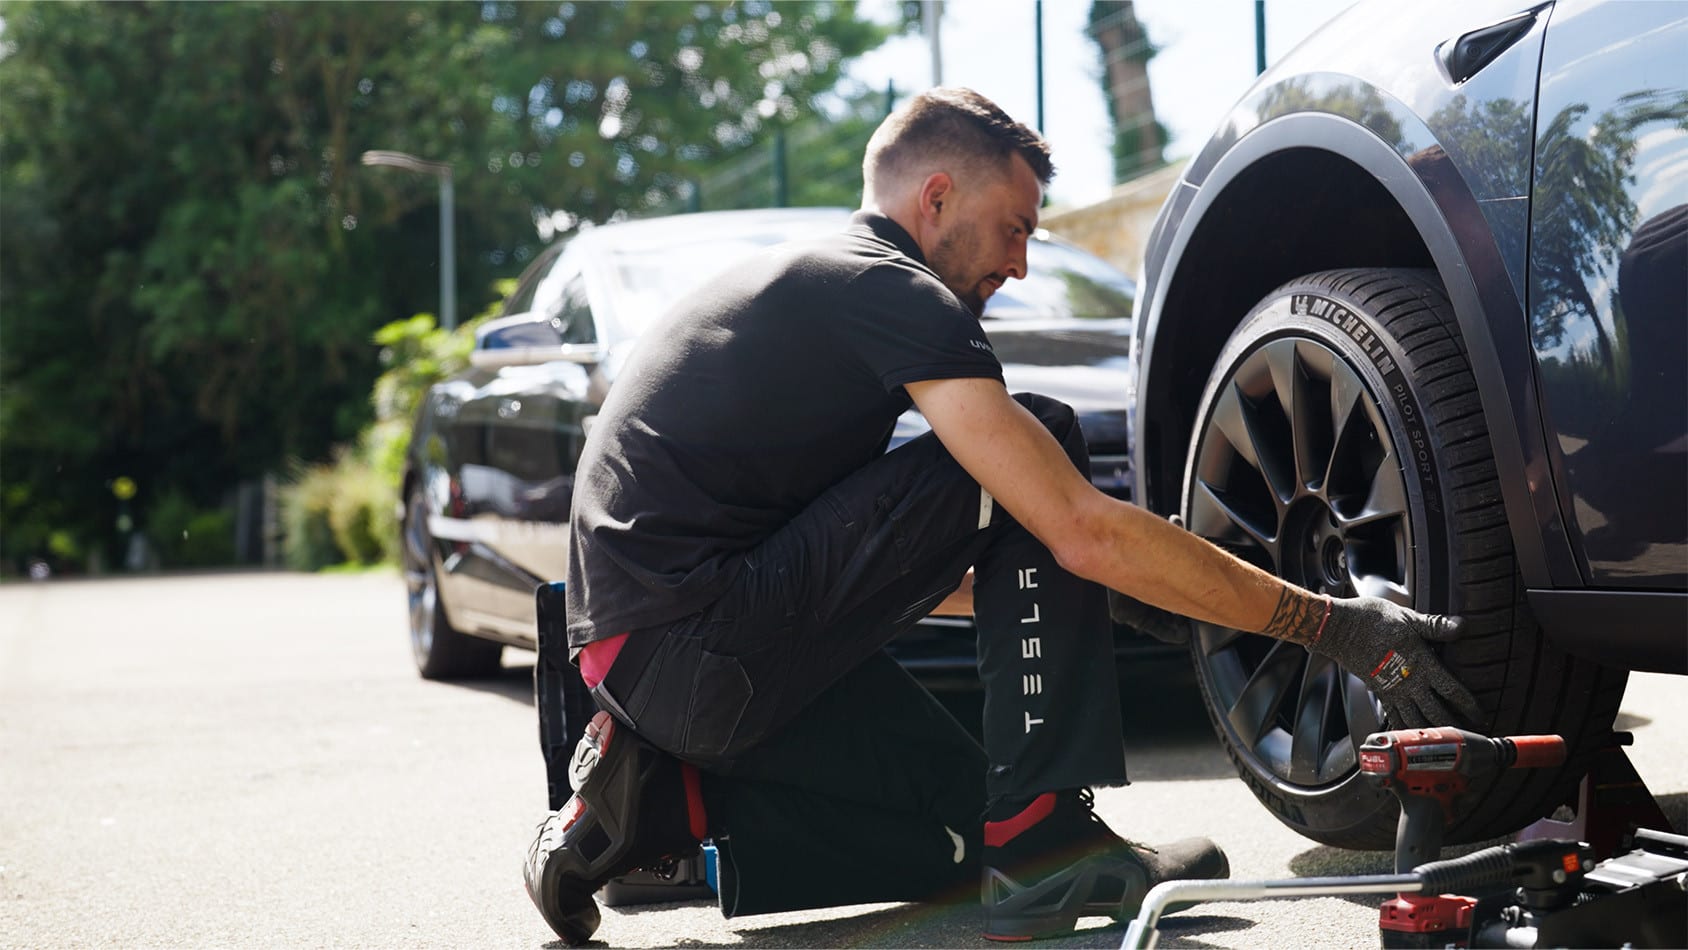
[1186,336,1413,787]
[402,494,437,668]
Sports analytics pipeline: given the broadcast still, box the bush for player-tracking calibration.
[280,461,345,571]
[177,509,236,566]
[281,453,400,570]
[363,417,413,507]
[326,459,398,566]
[278,293,506,572]
[147,489,235,568]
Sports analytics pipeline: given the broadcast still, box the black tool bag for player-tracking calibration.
[534,581,598,811]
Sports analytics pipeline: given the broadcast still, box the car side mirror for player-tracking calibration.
[470,313,604,370]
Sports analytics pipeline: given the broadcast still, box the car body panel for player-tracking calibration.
[1131,0,1686,672]
[1528,0,1688,589]
[1137,102,1580,591]
[1185,0,1551,301]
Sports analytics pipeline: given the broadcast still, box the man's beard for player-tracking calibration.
[931,223,989,318]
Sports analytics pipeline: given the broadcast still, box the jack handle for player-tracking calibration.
[1119,838,1584,949]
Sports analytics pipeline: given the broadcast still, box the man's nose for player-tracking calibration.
[1004,246,1027,281]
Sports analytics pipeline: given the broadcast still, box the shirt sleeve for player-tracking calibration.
[838,259,1004,392]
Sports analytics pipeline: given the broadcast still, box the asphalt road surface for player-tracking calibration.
[3,572,1683,948]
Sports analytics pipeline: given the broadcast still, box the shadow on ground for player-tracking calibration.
[1277,788,1687,913]
[580,897,1177,949]
[440,659,538,706]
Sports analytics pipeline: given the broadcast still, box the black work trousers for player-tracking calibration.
[594,393,1128,915]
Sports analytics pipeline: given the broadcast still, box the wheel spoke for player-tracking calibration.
[1209,382,1261,472]
[1294,346,1334,495]
[1289,651,1338,783]
[1336,467,1410,529]
[1190,478,1276,554]
[1352,571,1411,606]
[1324,366,1367,490]
[1342,669,1385,749]
[1241,353,1299,504]
[1226,639,1304,750]
[1265,340,1328,495]
[1196,621,1248,658]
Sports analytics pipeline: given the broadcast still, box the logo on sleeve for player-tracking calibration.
[968,338,994,354]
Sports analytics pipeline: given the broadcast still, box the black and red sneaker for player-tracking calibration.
[981,789,1227,941]
[523,711,707,945]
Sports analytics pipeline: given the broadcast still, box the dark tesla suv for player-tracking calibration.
[1131,0,1685,849]
[401,207,1147,683]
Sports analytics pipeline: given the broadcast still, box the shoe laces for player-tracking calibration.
[1074,788,1157,855]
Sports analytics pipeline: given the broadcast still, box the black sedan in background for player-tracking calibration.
[401,207,1145,681]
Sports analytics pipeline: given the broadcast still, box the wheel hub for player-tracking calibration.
[1281,499,1351,597]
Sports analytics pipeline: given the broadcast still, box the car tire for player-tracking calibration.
[402,486,504,681]
[1181,267,1627,848]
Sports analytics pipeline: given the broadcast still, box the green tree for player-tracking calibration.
[0,1,887,573]
[1088,1,1165,182]
[645,80,897,215]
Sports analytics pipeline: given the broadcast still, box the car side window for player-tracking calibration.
[502,244,563,317]
[527,253,575,321]
[502,275,542,317]
[555,275,596,345]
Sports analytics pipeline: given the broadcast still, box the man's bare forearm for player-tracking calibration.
[1087,498,1328,644]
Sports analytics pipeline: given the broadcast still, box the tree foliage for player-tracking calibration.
[1087,1,1166,182]
[0,0,887,572]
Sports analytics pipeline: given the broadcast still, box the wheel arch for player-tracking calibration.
[1135,111,1579,590]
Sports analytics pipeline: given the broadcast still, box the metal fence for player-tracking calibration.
[644,86,896,217]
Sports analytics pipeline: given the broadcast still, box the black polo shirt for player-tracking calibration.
[564,212,1003,646]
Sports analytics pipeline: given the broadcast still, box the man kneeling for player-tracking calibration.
[524,87,1480,943]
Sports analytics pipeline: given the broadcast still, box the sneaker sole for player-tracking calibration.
[523,712,654,946]
[982,852,1148,942]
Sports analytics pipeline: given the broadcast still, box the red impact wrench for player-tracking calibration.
[1359,727,1567,872]
[1359,728,1568,947]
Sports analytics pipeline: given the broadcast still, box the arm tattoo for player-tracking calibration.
[1262,586,1324,645]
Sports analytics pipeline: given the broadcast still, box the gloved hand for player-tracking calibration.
[1309,596,1483,729]
[1107,589,1192,646]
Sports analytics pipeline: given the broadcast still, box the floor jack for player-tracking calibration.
[1121,727,1688,949]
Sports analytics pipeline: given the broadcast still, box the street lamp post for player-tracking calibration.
[1255,0,1268,75]
[361,149,457,331]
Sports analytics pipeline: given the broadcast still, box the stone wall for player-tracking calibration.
[1041,160,1185,282]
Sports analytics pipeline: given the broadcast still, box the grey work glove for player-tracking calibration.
[1310,596,1484,730]
[1107,589,1192,646]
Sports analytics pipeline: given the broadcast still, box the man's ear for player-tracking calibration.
[917,173,952,226]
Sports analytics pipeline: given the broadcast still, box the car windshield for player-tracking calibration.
[607,226,833,335]
[605,222,1135,335]
[985,240,1136,320]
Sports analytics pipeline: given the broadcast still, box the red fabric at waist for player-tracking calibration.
[578,632,629,688]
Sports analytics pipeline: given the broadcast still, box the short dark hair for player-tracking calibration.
[863,87,1055,197]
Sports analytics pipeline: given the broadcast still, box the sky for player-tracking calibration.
[847,0,1356,208]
